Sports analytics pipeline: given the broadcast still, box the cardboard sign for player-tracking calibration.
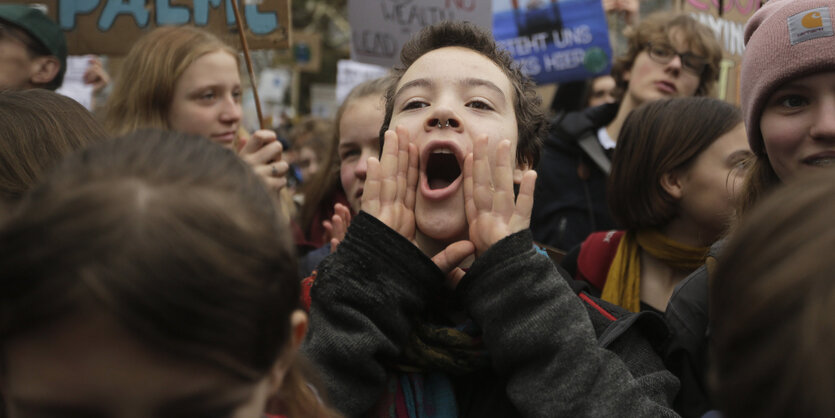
[348,0,493,68]
[679,0,765,104]
[293,31,321,73]
[1,0,290,55]
[493,0,612,85]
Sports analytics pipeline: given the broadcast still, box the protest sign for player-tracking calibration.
[56,55,95,110]
[0,0,290,55]
[293,31,321,73]
[258,68,291,103]
[493,0,612,85]
[335,59,388,104]
[348,0,492,68]
[679,0,764,104]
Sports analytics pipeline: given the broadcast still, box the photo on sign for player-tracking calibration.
[493,0,612,85]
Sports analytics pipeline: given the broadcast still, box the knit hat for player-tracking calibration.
[741,0,835,156]
[0,4,67,88]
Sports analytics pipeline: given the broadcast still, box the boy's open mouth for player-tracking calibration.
[426,148,462,190]
[420,143,464,201]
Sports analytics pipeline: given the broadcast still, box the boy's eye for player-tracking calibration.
[467,100,494,111]
[232,90,242,102]
[402,100,428,110]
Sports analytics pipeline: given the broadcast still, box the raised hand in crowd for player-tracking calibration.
[238,128,289,194]
[322,202,351,254]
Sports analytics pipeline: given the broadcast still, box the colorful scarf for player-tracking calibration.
[601,229,709,312]
[372,320,488,417]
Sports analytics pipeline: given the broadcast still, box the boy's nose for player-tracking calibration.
[428,118,460,129]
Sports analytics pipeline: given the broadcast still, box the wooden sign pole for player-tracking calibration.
[230,0,266,129]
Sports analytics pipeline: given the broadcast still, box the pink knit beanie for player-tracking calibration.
[741,0,835,155]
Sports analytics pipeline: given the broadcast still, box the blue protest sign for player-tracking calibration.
[493,0,612,84]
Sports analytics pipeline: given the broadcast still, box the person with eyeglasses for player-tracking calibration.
[0,5,66,91]
[530,11,723,253]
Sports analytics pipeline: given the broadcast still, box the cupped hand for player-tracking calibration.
[463,136,537,256]
[361,126,419,241]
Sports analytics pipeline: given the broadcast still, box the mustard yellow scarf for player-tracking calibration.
[601,229,709,312]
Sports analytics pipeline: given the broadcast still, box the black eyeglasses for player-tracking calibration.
[645,43,707,76]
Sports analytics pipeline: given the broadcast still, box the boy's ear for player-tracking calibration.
[513,159,532,184]
[29,56,61,86]
[660,170,684,200]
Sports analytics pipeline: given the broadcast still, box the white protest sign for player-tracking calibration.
[336,59,389,104]
[348,0,492,68]
[56,55,95,110]
[258,68,292,102]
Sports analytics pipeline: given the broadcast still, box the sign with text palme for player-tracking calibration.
[1,0,289,55]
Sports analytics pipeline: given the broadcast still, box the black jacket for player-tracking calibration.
[303,212,680,417]
[531,103,620,252]
[664,240,724,417]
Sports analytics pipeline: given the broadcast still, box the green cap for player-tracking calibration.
[0,4,67,88]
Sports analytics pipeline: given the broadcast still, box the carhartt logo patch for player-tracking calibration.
[788,7,833,45]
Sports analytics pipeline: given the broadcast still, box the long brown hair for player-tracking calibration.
[104,26,238,136]
[0,130,338,417]
[608,97,743,229]
[710,169,835,418]
[0,89,106,205]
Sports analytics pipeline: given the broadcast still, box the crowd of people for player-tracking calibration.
[1,0,834,417]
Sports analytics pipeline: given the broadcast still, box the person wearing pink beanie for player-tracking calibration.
[663,2,835,417]
[738,0,835,214]
[702,1,835,417]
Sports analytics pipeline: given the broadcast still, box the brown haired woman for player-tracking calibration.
[0,130,340,418]
[563,96,750,313]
